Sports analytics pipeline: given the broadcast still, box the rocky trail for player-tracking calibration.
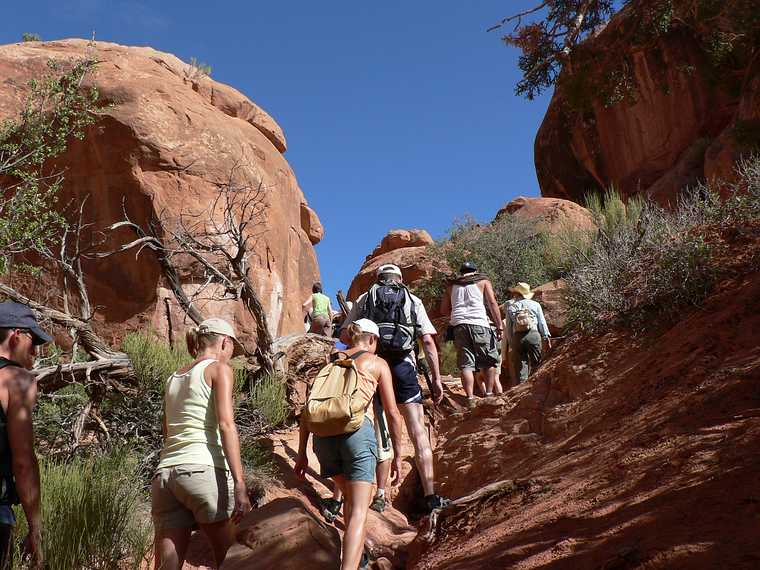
[170,222,760,569]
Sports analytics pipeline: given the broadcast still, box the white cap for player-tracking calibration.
[376,263,402,278]
[353,318,379,337]
[196,317,245,357]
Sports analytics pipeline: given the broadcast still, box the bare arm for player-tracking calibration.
[294,420,311,479]
[375,359,404,484]
[440,284,452,320]
[482,281,503,336]
[421,334,443,404]
[211,362,251,521]
[302,297,312,313]
[7,370,42,566]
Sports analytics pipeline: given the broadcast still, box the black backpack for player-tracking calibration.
[362,280,419,357]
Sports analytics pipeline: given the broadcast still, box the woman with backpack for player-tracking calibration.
[506,283,551,384]
[294,318,404,570]
[151,318,252,570]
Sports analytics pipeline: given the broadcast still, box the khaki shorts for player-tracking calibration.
[151,464,234,530]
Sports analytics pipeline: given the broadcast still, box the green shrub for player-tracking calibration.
[21,32,41,42]
[565,156,760,331]
[13,450,151,570]
[438,341,459,377]
[121,331,191,391]
[249,372,288,428]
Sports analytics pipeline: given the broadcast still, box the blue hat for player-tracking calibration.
[0,301,53,345]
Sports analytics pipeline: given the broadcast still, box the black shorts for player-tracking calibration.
[386,357,422,404]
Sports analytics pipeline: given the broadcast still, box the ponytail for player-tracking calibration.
[185,326,200,357]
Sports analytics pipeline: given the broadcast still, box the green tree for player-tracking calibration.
[0,59,99,273]
[489,0,617,99]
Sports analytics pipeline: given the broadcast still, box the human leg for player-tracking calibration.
[485,366,503,395]
[459,368,476,399]
[341,479,374,570]
[524,330,543,371]
[398,402,435,496]
[154,528,192,570]
[512,333,529,383]
[199,519,237,567]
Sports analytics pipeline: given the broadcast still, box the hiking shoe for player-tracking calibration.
[320,498,343,522]
[424,494,450,513]
[370,493,386,513]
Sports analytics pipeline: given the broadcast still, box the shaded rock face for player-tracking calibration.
[0,39,322,344]
[347,229,446,301]
[495,196,596,235]
[535,7,759,206]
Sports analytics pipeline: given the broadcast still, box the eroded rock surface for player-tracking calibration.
[0,39,322,346]
[535,4,760,205]
[347,229,447,301]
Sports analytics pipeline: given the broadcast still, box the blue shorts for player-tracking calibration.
[313,418,378,482]
[388,358,423,404]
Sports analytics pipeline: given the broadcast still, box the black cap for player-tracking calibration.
[0,301,53,345]
[459,261,477,274]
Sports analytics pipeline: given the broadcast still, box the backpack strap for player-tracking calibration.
[400,284,420,338]
[0,358,21,370]
[348,350,369,361]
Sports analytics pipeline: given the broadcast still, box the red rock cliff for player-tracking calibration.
[0,39,323,344]
[535,0,760,206]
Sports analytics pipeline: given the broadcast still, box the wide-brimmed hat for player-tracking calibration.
[0,301,53,345]
[197,317,246,357]
[509,282,534,300]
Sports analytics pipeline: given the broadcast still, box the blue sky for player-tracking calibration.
[2,1,552,300]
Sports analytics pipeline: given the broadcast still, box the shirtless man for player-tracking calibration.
[295,319,404,570]
[0,301,49,570]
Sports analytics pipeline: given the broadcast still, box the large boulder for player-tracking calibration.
[494,196,596,235]
[0,39,323,346]
[347,229,447,301]
[535,2,760,206]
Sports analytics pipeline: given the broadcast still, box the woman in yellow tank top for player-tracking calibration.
[151,318,252,570]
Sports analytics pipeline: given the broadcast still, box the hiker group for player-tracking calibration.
[0,261,549,570]
[295,262,550,569]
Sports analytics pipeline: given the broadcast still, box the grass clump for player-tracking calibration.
[13,449,151,570]
[248,372,288,429]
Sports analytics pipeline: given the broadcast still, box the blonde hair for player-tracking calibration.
[185,326,223,357]
[346,322,375,347]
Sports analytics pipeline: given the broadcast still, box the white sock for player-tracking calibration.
[376,488,385,498]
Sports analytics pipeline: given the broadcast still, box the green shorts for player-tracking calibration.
[151,464,234,530]
[313,418,378,482]
[453,324,500,371]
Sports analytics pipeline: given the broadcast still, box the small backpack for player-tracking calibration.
[510,302,538,333]
[302,351,370,437]
[363,281,419,356]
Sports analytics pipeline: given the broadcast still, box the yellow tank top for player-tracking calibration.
[157,359,230,471]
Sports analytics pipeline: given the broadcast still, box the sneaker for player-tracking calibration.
[370,493,386,513]
[320,498,342,522]
[424,494,450,513]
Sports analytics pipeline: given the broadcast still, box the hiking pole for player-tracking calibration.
[418,359,437,408]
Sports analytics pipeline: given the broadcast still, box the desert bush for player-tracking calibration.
[247,372,288,429]
[21,32,41,42]
[438,341,459,377]
[428,214,562,303]
[13,450,150,570]
[565,157,760,331]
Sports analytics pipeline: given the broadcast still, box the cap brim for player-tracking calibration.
[29,325,53,345]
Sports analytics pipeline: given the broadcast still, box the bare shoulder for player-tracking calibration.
[4,366,35,393]
[356,352,389,378]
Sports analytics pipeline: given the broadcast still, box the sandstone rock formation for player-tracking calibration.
[494,196,596,235]
[535,3,760,206]
[347,229,447,300]
[0,39,322,346]
[408,221,760,569]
